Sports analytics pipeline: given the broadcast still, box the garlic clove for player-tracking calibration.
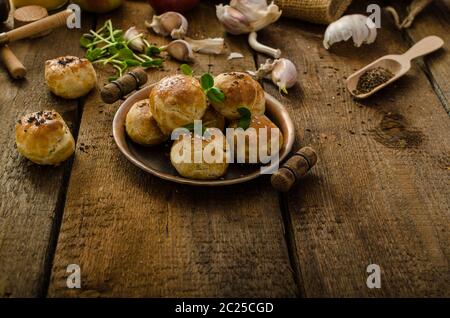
[146,12,188,39]
[161,39,194,62]
[124,26,146,53]
[185,37,225,55]
[323,14,377,49]
[271,58,298,93]
[216,4,252,35]
[250,58,298,93]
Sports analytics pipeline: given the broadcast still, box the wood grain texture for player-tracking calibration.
[0,18,91,297]
[257,4,450,296]
[48,1,298,297]
[403,0,450,113]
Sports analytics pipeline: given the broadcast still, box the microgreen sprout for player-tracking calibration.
[80,20,165,81]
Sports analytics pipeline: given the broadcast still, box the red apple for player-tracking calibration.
[72,0,123,13]
[148,0,199,14]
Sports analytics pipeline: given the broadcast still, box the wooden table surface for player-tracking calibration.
[0,0,449,298]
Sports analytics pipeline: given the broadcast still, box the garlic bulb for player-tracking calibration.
[216,5,252,35]
[185,38,225,55]
[161,39,194,62]
[323,14,377,49]
[216,1,282,58]
[216,0,282,34]
[250,58,298,93]
[124,27,146,53]
[146,12,188,39]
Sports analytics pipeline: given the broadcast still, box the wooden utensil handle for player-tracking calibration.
[402,35,444,61]
[271,147,317,192]
[101,68,148,104]
[5,9,72,43]
[0,45,26,79]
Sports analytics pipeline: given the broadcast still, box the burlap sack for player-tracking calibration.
[274,0,353,24]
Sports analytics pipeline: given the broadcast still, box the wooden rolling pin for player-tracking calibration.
[0,45,26,79]
[271,146,317,192]
[0,9,73,45]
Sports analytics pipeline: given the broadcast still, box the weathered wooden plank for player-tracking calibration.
[257,5,450,296]
[0,16,92,297]
[48,1,298,297]
[403,0,450,113]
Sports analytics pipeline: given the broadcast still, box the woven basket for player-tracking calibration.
[274,0,353,24]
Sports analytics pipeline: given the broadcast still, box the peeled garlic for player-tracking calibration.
[185,37,225,55]
[124,27,146,52]
[146,12,188,39]
[323,14,377,49]
[228,52,244,60]
[250,58,298,93]
[161,39,194,62]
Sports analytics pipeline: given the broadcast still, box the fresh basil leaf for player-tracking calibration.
[201,74,214,90]
[80,36,92,48]
[146,46,161,56]
[237,107,251,118]
[236,107,251,130]
[237,117,251,130]
[180,64,193,76]
[206,87,225,103]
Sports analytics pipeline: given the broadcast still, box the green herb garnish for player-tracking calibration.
[180,64,193,76]
[80,20,165,78]
[237,107,251,130]
[200,74,214,90]
[199,73,225,104]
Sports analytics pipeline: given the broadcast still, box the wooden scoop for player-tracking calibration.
[347,35,444,99]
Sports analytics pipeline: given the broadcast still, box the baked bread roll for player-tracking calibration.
[125,99,168,146]
[15,110,75,165]
[149,74,207,135]
[45,56,97,99]
[229,114,283,163]
[210,72,265,120]
[201,106,225,131]
[170,129,229,180]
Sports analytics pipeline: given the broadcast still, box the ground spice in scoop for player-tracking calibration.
[354,67,394,95]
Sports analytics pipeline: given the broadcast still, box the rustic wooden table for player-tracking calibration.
[0,0,449,298]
